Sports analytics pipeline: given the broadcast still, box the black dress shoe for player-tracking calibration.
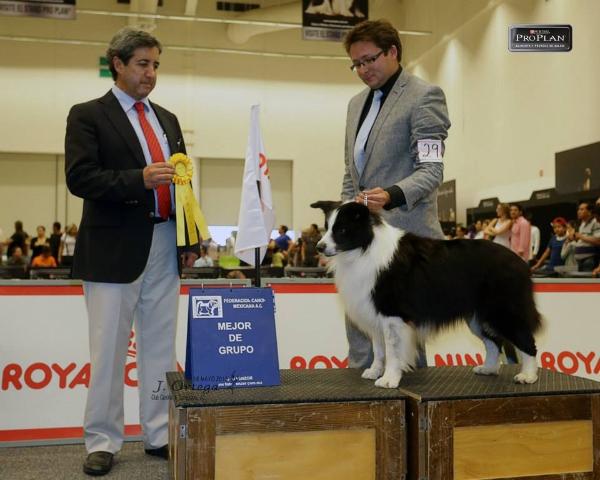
[83,451,113,476]
[145,445,169,459]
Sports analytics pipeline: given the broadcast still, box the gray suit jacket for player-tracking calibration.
[341,69,451,239]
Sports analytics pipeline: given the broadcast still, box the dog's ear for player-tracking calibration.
[311,200,342,231]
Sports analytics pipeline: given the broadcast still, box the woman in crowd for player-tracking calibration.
[6,220,29,258]
[193,245,214,267]
[30,225,49,261]
[484,203,512,248]
[59,223,78,266]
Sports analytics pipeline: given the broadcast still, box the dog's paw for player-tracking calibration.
[473,365,500,376]
[374,373,402,389]
[361,366,384,380]
[514,372,538,384]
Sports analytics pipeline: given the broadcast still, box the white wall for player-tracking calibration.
[1,0,598,237]
[0,41,359,237]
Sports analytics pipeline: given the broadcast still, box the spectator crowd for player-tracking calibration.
[451,197,600,276]
[1,221,78,271]
[3,198,600,279]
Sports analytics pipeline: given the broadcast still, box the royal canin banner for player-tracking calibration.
[1,281,600,444]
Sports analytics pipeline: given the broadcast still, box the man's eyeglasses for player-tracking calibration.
[350,50,385,72]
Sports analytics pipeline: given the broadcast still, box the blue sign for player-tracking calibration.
[185,287,280,390]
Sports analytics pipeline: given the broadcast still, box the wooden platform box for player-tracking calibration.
[167,369,406,480]
[399,366,600,480]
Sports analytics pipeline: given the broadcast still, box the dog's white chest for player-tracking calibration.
[334,258,380,327]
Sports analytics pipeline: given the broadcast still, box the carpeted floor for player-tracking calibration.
[0,442,169,480]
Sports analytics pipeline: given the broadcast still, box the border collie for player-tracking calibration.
[317,202,542,389]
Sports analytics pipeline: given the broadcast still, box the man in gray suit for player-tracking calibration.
[341,19,451,369]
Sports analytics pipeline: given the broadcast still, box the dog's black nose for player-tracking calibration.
[316,241,325,253]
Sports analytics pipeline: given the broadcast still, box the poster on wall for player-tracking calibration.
[555,141,600,195]
[302,0,368,41]
[437,179,456,224]
[0,0,75,19]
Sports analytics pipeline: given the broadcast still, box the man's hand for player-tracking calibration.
[181,251,199,268]
[143,162,174,189]
[355,187,390,212]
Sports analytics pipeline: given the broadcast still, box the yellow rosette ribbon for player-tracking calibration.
[169,153,210,246]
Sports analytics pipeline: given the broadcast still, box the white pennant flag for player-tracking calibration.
[234,105,275,266]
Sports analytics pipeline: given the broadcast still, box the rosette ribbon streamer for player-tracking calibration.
[169,153,210,246]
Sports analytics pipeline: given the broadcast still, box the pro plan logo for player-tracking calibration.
[192,296,223,319]
[509,24,572,52]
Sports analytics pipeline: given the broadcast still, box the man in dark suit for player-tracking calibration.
[65,28,198,476]
[340,20,450,373]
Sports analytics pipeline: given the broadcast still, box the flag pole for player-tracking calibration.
[254,247,261,286]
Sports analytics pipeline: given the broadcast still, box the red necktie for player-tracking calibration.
[134,101,171,220]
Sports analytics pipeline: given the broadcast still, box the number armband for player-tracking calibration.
[417,139,443,163]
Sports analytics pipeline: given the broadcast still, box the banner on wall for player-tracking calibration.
[3,282,600,444]
[0,0,76,19]
[302,0,368,42]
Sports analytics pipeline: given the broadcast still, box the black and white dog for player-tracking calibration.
[317,202,542,389]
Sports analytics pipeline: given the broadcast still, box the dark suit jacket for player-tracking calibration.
[65,90,196,283]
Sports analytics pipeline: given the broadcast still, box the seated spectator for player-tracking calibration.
[204,238,219,262]
[531,218,567,273]
[479,219,491,239]
[300,227,319,267]
[509,204,531,261]
[7,247,27,266]
[470,220,484,239]
[573,201,600,271]
[6,220,29,258]
[484,203,511,248]
[454,225,468,239]
[309,223,322,242]
[287,239,301,267]
[193,245,214,267]
[31,245,57,268]
[59,224,78,266]
[561,220,578,268]
[49,222,62,261]
[271,245,284,268]
[30,225,49,262]
[261,243,273,266]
